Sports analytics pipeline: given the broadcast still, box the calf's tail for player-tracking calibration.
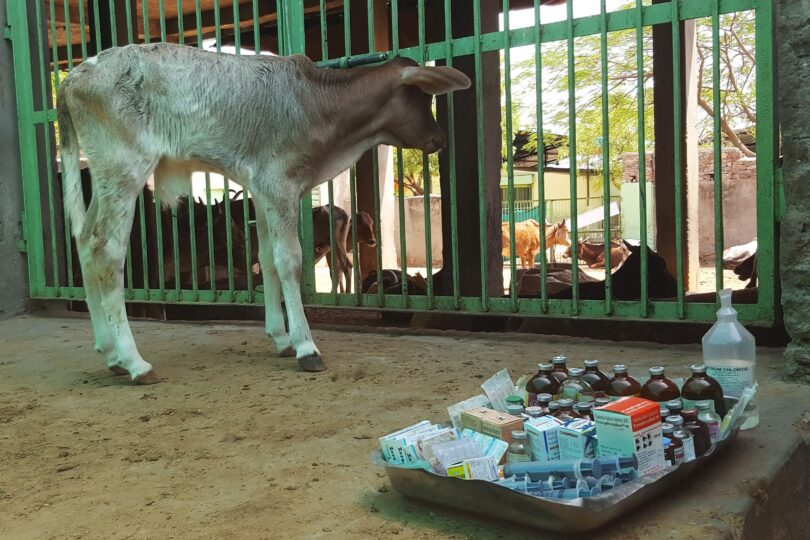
[57,98,86,237]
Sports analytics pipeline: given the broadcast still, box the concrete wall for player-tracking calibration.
[393,196,443,268]
[777,0,810,381]
[0,7,29,318]
[623,149,757,259]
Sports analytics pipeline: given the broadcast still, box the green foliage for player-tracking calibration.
[395,148,440,197]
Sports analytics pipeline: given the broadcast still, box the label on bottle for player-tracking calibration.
[706,363,754,398]
[673,446,684,465]
[682,398,715,413]
[681,437,696,462]
[506,451,531,464]
[705,420,720,443]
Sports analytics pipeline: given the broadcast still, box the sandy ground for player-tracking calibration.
[0,313,801,539]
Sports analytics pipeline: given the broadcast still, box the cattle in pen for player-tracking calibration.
[57,43,470,383]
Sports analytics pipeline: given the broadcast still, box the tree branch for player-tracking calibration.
[696,95,756,156]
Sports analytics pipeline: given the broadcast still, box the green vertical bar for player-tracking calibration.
[154,194,166,297]
[396,149,409,303]
[444,0,460,308]
[123,0,134,43]
[566,0,579,313]
[319,1,337,300]
[368,0,384,308]
[243,192,253,300]
[142,0,151,43]
[599,0,612,314]
[92,1,102,50]
[672,0,685,317]
[171,207,181,292]
[41,1,60,290]
[391,0,400,53]
[108,0,118,46]
[635,0,648,317]
[350,168,361,303]
[176,0,185,44]
[232,0,241,52]
[188,193,199,298]
[223,178,235,299]
[195,0,203,47]
[8,0,46,295]
[77,0,88,59]
[534,0,548,313]
[754,1,776,322]
[137,193,149,292]
[504,0,518,312]
[253,0,261,54]
[213,0,221,51]
[205,173,216,294]
[320,0,328,58]
[417,0,433,307]
[159,0,167,42]
[473,0,488,311]
[62,0,73,67]
[58,0,76,288]
[712,1,724,294]
[344,0,351,55]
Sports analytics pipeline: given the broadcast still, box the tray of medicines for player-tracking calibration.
[373,396,747,533]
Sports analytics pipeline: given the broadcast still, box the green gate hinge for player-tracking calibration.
[3,25,12,40]
[776,163,785,222]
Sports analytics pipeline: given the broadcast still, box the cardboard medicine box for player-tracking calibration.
[557,418,597,460]
[593,397,665,476]
[459,407,524,444]
[524,415,563,461]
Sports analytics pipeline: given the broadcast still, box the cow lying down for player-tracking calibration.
[57,43,470,383]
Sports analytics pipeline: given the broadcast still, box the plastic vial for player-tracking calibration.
[506,394,525,409]
[641,366,681,414]
[682,364,727,418]
[666,415,696,462]
[550,355,570,385]
[561,368,596,403]
[507,431,532,463]
[607,365,642,399]
[548,401,560,416]
[696,400,722,443]
[702,288,758,429]
[582,360,611,398]
[682,408,711,457]
[526,363,562,404]
[662,423,684,466]
[507,404,525,417]
[555,399,578,422]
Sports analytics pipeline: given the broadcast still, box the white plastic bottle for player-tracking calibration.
[702,289,758,429]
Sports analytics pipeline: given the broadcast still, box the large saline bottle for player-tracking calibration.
[702,288,758,429]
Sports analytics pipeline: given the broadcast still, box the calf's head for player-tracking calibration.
[381,58,471,153]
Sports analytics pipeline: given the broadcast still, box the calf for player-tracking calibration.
[57,43,470,382]
[549,241,678,300]
[501,219,570,268]
[566,238,630,269]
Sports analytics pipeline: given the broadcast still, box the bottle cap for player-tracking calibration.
[525,406,544,417]
[507,405,524,416]
[576,402,593,411]
[665,415,684,426]
[506,395,524,405]
[538,363,553,371]
[690,364,707,373]
[537,393,553,402]
[568,367,584,377]
[666,399,683,409]
[661,422,674,434]
[548,401,560,410]
[558,398,575,408]
[695,400,712,410]
[612,364,628,374]
[511,430,528,440]
[584,359,600,368]
[682,408,698,419]
[552,355,567,365]
[595,397,611,407]
[649,366,665,376]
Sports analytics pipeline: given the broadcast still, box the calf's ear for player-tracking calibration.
[400,66,471,95]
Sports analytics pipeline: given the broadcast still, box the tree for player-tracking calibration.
[505,5,757,186]
[395,148,439,197]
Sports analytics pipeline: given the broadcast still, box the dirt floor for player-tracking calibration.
[0,313,806,539]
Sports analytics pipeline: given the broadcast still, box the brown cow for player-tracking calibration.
[566,238,630,269]
[502,219,571,268]
[312,205,377,293]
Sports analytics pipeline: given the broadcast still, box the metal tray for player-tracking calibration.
[373,398,741,533]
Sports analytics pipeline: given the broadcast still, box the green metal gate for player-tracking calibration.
[6,1,780,325]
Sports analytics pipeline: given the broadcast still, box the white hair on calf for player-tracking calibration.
[57,43,469,384]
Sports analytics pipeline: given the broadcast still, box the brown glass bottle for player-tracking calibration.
[526,363,562,404]
[575,402,594,421]
[535,393,553,416]
[641,366,681,413]
[606,365,642,399]
[550,355,570,385]
[582,360,611,398]
[682,408,711,457]
[554,398,578,422]
[681,364,726,417]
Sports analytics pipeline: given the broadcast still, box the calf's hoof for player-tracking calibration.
[133,369,162,385]
[278,346,296,358]
[297,353,326,372]
[108,365,129,376]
